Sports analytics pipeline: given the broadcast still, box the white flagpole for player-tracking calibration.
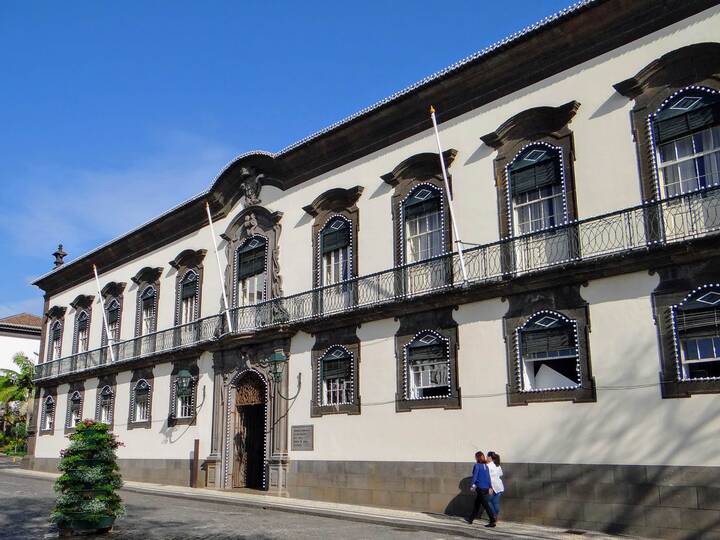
[430,105,469,284]
[206,202,234,333]
[92,264,116,363]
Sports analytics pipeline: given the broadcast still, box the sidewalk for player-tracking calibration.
[2,466,645,540]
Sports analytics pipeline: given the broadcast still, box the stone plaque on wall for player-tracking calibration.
[291,425,314,451]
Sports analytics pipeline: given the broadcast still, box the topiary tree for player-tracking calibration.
[51,419,124,534]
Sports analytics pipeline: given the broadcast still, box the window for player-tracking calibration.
[98,385,113,424]
[508,145,565,235]
[140,287,156,335]
[320,218,350,286]
[42,396,55,431]
[179,271,198,324]
[49,321,62,361]
[237,237,266,306]
[405,331,450,400]
[403,187,443,263]
[67,391,82,428]
[106,299,121,343]
[674,288,720,380]
[133,379,150,423]
[653,92,720,197]
[517,312,580,391]
[320,347,353,406]
[76,311,90,353]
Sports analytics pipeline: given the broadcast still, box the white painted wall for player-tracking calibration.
[0,332,39,372]
[287,272,720,467]
[34,351,214,461]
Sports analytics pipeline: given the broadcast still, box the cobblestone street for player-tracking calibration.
[0,469,490,540]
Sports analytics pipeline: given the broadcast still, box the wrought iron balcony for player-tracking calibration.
[34,186,720,382]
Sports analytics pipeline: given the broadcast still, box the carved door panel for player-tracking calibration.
[232,373,266,489]
[232,406,247,488]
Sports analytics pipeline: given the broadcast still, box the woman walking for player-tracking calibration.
[486,451,504,521]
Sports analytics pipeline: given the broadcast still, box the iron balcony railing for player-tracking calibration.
[35,186,720,381]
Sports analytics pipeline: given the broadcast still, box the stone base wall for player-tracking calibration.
[24,457,197,488]
[286,461,720,540]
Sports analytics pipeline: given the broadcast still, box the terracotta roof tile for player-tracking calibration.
[0,313,43,328]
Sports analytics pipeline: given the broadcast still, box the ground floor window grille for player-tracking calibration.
[67,391,82,427]
[674,288,720,380]
[42,396,54,431]
[133,380,150,422]
[405,331,450,399]
[518,312,579,391]
[98,385,113,424]
[320,347,353,406]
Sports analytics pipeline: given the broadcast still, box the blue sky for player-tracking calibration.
[0,0,572,316]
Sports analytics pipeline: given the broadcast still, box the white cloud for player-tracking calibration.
[1,130,233,265]
[0,297,44,318]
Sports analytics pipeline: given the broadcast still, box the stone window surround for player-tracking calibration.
[132,266,163,338]
[128,367,154,430]
[382,151,457,268]
[44,305,66,363]
[652,256,720,398]
[168,360,200,427]
[64,381,85,434]
[311,325,361,417]
[170,249,206,325]
[94,374,117,429]
[303,186,363,288]
[38,387,57,436]
[394,307,461,412]
[480,101,581,240]
[503,284,596,406]
[100,281,126,347]
[220,206,284,306]
[69,294,94,355]
[613,42,720,203]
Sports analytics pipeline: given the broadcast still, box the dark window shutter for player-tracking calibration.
[180,272,198,300]
[77,314,88,332]
[404,189,441,219]
[322,357,351,380]
[238,248,266,279]
[407,341,446,362]
[521,327,574,356]
[509,150,562,196]
[654,99,720,144]
[107,304,120,324]
[676,307,720,337]
[321,220,350,254]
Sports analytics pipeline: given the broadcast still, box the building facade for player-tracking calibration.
[25,1,720,537]
[0,313,41,371]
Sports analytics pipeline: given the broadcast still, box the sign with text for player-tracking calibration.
[291,425,314,451]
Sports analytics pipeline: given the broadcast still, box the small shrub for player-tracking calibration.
[51,419,124,530]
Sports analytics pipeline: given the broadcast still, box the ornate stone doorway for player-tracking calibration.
[231,370,267,489]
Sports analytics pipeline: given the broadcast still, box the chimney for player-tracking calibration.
[52,244,67,268]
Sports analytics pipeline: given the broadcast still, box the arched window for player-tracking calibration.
[319,346,353,406]
[105,299,121,343]
[236,236,267,306]
[319,218,351,286]
[42,395,55,431]
[139,286,157,336]
[517,312,579,391]
[402,185,444,264]
[508,145,565,235]
[673,287,720,380]
[652,89,720,198]
[132,379,151,423]
[178,270,199,324]
[49,321,62,361]
[97,385,114,424]
[67,391,82,428]
[76,311,90,353]
[405,331,450,400]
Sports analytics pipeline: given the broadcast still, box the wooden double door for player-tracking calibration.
[232,372,266,489]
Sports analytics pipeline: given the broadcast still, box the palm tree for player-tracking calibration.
[0,353,34,405]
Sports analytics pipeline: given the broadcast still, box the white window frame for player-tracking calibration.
[656,125,720,198]
[513,183,565,235]
[322,246,349,286]
[98,386,113,424]
[43,396,54,431]
[405,332,451,400]
[176,391,194,419]
[77,312,90,353]
[239,273,266,306]
[133,380,150,423]
[68,391,82,427]
[320,347,353,406]
[404,207,443,263]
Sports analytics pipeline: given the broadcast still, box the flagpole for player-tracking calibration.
[92,264,116,363]
[430,105,469,284]
[206,202,234,333]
